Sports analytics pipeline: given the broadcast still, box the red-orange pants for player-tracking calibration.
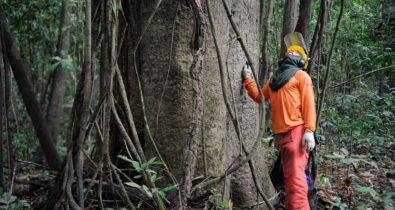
[279,125,310,210]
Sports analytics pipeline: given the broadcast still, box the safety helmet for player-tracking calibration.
[284,32,309,69]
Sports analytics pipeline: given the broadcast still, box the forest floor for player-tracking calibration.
[315,142,395,210]
[3,139,394,210]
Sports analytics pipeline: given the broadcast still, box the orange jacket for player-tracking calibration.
[244,70,316,134]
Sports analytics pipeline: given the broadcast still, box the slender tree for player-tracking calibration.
[46,0,71,142]
[0,5,62,170]
[295,0,313,41]
[260,0,274,85]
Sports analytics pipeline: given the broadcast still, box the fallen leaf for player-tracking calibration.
[370,161,378,170]
[344,176,353,187]
[389,178,395,187]
[340,148,349,156]
[367,143,372,152]
[352,161,359,172]
[359,171,374,178]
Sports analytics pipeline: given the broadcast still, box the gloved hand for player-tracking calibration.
[302,130,315,152]
[242,64,253,80]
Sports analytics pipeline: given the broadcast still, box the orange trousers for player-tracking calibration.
[279,125,310,210]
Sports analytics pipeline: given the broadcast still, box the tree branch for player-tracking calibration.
[330,65,395,88]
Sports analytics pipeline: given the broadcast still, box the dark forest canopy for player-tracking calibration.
[0,0,393,209]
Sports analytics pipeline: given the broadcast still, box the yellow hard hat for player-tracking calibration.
[287,45,308,69]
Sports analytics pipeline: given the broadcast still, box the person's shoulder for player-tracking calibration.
[294,70,311,80]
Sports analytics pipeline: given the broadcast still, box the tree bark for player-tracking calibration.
[0,28,5,189]
[180,0,205,206]
[0,6,62,170]
[139,0,275,208]
[221,0,275,207]
[260,0,274,85]
[280,0,299,55]
[295,0,313,41]
[307,0,327,74]
[69,0,93,207]
[46,0,71,142]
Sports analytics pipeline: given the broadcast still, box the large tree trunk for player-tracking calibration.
[223,1,275,207]
[46,0,71,142]
[139,0,275,208]
[0,6,62,170]
[140,0,196,180]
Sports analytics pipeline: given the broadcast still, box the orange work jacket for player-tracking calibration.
[244,70,316,134]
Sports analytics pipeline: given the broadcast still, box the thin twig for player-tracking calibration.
[330,65,395,88]
[5,166,16,210]
[110,162,136,209]
[110,92,165,209]
[16,159,52,170]
[222,0,265,104]
[132,0,162,54]
[155,2,179,137]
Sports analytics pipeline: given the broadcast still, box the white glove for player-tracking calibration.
[242,64,253,80]
[302,131,315,152]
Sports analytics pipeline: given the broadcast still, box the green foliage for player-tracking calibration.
[332,197,348,210]
[51,55,74,71]
[356,186,377,197]
[319,85,394,208]
[321,90,395,154]
[118,155,177,200]
[0,193,30,210]
[209,194,233,210]
[9,199,31,210]
[382,191,395,208]
[329,0,395,91]
[317,174,331,188]
[2,0,86,162]
[11,133,30,160]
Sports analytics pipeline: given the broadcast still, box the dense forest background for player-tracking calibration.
[0,0,394,209]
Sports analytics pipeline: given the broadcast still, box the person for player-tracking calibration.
[242,32,316,210]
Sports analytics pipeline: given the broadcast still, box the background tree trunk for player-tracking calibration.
[280,0,299,55]
[46,0,71,142]
[0,25,5,189]
[0,6,62,170]
[260,0,274,85]
[295,0,313,41]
